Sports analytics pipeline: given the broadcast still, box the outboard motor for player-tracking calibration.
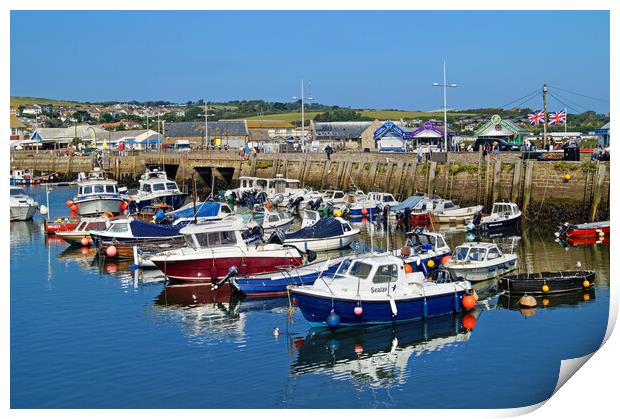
[555,222,572,238]
[212,266,239,291]
[472,212,482,227]
[432,269,454,284]
[242,225,264,243]
[305,249,317,263]
[266,229,286,245]
[287,196,305,214]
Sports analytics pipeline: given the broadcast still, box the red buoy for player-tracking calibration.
[106,263,118,274]
[462,295,477,310]
[441,255,452,266]
[120,201,128,210]
[81,237,90,246]
[354,306,363,316]
[462,314,477,330]
[70,204,78,212]
[66,200,73,208]
[404,263,413,273]
[106,245,117,258]
[361,208,368,216]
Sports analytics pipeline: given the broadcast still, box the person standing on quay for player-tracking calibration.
[491,140,499,161]
[417,146,423,163]
[325,143,333,160]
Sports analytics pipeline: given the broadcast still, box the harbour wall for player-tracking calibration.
[10,151,609,223]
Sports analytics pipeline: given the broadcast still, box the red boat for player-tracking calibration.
[44,217,80,235]
[557,221,610,239]
[567,236,610,246]
[149,221,305,283]
[410,211,431,227]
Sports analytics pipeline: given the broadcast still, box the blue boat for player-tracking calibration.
[230,257,347,298]
[289,254,473,328]
[474,202,521,231]
[166,201,234,224]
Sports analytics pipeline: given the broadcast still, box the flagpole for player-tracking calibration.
[564,107,567,134]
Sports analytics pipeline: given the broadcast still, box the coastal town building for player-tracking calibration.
[164,120,249,149]
[10,114,28,141]
[474,114,530,146]
[310,121,375,150]
[596,122,610,147]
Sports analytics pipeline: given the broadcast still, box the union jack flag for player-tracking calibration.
[528,111,545,126]
[548,110,567,126]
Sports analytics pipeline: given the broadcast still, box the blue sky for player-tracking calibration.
[10,10,610,113]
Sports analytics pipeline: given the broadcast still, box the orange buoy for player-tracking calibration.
[81,237,90,246]
[462,314,477,330]
[404,263,413,273]
[106,245,117,257]
[583,293,591,301]
[462,295,476,310]
[361,208,368,215]
[120,201,128,210]
[441,255,452,266]
[70,204,78,212]
[354,343,364,354]
[66,200,73,207]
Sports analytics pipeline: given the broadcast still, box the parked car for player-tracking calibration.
[473,138,520,152]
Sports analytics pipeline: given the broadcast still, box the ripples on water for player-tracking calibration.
[10,186,610,408]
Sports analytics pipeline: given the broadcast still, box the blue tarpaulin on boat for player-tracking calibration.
[390,196,423,212]
[285,217,350,240]
[129,219,183,237]
[171,201,222,220]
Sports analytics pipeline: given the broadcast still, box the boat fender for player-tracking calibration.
[326,310,340,328]
[390,298,398,317]
[519,295,537,308]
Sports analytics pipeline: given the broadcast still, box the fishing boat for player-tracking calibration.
[230,257,348,298]
[397,229,452,275]
[444,242,518,282]
[123,167,188,211]
[72,168,125,216]
[474,202,521,231]
[10,169,59,186]
[499,271,595,295]
[431,204,483,224]
[282,217,360,252]
[556,221,610,239]
[55,216,110,246]
[149,219,306,283]
[10,186,38,221]
[289,254,474,328]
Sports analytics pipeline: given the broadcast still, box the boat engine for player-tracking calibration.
[266,229,286,245]
[211,266,239,291]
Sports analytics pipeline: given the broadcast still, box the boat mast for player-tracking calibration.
[543,84,548,149]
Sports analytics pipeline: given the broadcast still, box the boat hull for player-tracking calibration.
[291,289,469,327]
[349,207,379,217]
[446,258,518,282]
[566,226,610,238]
[44,218,79,234]
[10,204,37,221]
[480,215,520,231]
[499,271,595,295]
[284,231,357,252]
[128,193,188,211]
[152,254,304,283]
[75,197,124,216]
[231,261,342,298]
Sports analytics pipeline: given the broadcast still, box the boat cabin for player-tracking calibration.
[301,210,320,228]
[490,202,520,218]
[74,217,109,233]
[345,190,368,203]
[180,220,247,250]
[452,242,504,263]
[10,186,29,197]
[323,190,346,202]
[77,182,118,197]
[404,230,449,253]
[367,192,398,207]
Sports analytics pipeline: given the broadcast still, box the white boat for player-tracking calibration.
[322,190,347,206]
[301,210,320,229]
[254,210,294,234]
[122,167,187,210]
[445,242,518,282]
[432,204,484,224]
[367,192,400,211]
[55,216,111,246]
[73,168,124,216]
[10,186,38,221]
[283,217,360,252]
[475,202,521,231]
[345,190,380,217]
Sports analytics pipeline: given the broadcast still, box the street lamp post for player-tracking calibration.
[293,80,314,152]
[198,102,215,149]
[432,61,458,151]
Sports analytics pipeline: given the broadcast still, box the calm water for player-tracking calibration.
[11,186,610,408]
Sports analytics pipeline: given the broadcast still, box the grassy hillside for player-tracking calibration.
[245,109,474,122]
[10,96,88,108]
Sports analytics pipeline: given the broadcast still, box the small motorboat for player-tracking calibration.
[289,254,474,328]
[345,191,380,218]
[149,219,305,283]
[72,168,125,216]
[10,186,39,221]
[55,216,110,246]
[282,217,360,252]
[396,229,452,276]
[367,192,400,211]
[432,205,483,224]
[499,271,595,295]
[444,242,518,282]
[474,202,521,231]
[44,216,80,234]
[556,221,610,239]
[122,167,187,211]
[230,257,347,298]
[90,217,184,250]
[259,211,294,234]
[300,209,320,229]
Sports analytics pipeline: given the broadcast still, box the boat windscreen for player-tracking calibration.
[349,262,372,280]
[454,247,469,261]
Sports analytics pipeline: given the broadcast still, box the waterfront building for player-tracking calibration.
[10,114,28,141]
[595,122,610,147]
[164,120,249,149]
[29,125,108,149]
[310,121,375,150]
[474,114,530,146]
[372,120,455,152]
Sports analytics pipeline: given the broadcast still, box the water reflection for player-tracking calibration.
[291,314,471,388]
[10,220,41,246]
[497,289,596,318]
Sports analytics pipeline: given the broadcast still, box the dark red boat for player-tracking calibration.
[556,221,610,239]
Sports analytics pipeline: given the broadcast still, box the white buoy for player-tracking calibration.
[39,205,48,215]
[273,327,280,337]
[389,297,398,317]
[575,261,582,268]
